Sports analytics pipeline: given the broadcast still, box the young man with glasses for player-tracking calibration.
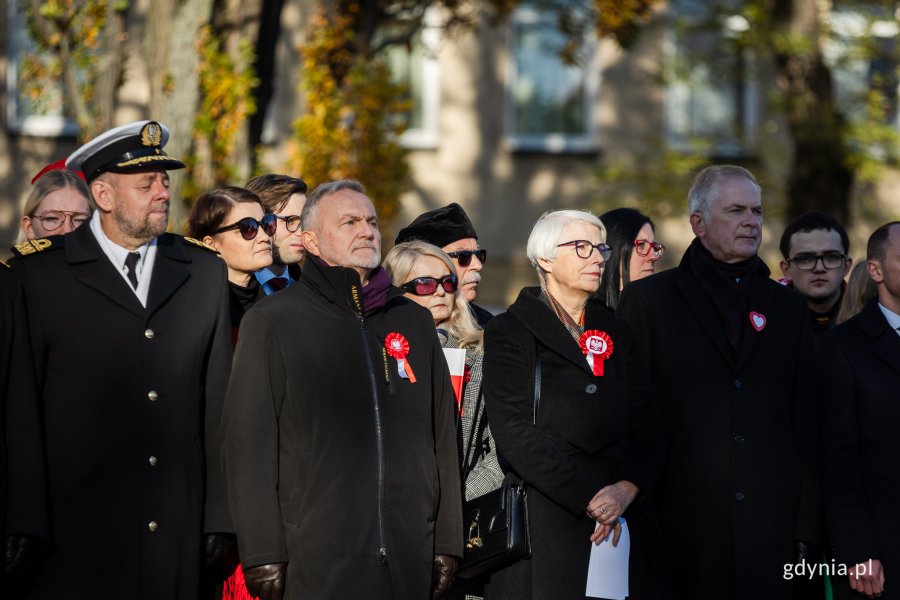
[246,173,308,294]
[779,212,852,335]
[395,203,493,325]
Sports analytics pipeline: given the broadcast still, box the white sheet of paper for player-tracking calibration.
[585,517,630,599]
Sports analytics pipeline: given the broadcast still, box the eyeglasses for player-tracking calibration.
[32,210,91,232]
[401,274,459,296]
[275,214,302,232]
[787,252,847,271]
[212,214,277,240]
[447,249,487,267]
[556,240,612,261]
[634,239,666,257]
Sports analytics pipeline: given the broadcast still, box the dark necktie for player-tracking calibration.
[268,277,288,292]
[125,252,140,289]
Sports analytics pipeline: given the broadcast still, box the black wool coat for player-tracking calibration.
[7,225,234,600]
[482,287,670,600]
[617,256,820,600]
[819,299,900,600]
[222,258,463,600]
[1,264,47,547]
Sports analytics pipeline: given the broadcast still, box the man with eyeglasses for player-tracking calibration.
[5,121,234,599]
[819,221,900,600]
[222,180,462,600]
[395,203,493,325]
[618,165,819,600]
[779,212,852,335]
[246,174,308,294]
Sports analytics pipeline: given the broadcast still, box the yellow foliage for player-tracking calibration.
[288,6,410,230]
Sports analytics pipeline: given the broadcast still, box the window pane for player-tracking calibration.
[511,10,589,136]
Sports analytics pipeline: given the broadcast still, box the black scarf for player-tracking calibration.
[684,237,769,355]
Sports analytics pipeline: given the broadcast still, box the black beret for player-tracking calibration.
[395,203,478,247]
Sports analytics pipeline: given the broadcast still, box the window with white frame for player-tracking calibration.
[506,4,599,152]
[385,11,441,149]
[664,0,759,155]
[5,2,78,136]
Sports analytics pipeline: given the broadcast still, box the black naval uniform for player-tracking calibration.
[7,224,233,600]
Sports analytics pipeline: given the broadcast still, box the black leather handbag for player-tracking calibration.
[456,350,541,579]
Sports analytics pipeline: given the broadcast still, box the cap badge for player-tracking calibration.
[140,122,162,148]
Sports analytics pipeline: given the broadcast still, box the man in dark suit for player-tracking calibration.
[5,120,234,599]
[820,221,900,600]
[395,203,493,325]
[245,173,308,293]
[617,165,820,600]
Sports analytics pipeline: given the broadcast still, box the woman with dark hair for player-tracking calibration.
[187,186,275,343]
[188,186,275,600]
[597,208,665,310]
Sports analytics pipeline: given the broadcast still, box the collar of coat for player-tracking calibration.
[303,255,403,317]
[507,286,616,375]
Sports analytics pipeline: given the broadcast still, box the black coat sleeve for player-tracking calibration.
[430,335,464,558]
[818,330,874,565]
[203,260,235,534]
[222,306,289,568]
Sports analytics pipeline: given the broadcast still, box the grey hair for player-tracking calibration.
[526,209,606,276]
[301,179,366,230]
[687,165,761,222]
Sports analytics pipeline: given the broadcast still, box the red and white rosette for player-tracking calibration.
[579,330,614,376]
[385,332,417,383]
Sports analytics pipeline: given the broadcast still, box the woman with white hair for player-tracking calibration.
[482,210,670,600]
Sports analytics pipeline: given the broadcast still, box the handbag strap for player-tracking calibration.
[533,344,541,425]
[462,384,482,478]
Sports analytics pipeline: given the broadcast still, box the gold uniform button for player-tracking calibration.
[149,456,158,466]
[148,521,158,532]
[144,329,155,339]
[148,390,158,402]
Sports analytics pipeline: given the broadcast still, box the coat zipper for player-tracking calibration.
[351,281,388,564]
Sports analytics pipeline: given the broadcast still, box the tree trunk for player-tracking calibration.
[146,0,216,229]
[769,0,853,223]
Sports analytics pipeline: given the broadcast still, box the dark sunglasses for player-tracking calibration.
[401,274,459,296]
[447,249,487,267]
[212,214,277,240]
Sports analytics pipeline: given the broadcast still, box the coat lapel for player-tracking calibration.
[508,287,593,375]
[860,300,900,377]
[67,225,145,318]
[736,273,777,371]
[146,234,191,317]
[675,268,734,367]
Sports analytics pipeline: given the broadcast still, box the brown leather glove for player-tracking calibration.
[431,554,457,599]
[243,562,287,600]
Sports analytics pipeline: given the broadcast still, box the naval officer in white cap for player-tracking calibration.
[6,120,234,599]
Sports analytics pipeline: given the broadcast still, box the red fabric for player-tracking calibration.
[222,563,254,600]
[31,159,86,184]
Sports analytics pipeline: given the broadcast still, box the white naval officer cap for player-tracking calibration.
[66,120,186,183]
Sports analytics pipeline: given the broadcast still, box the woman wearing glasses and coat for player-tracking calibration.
[482,210,670,600]
[597,208,665,311]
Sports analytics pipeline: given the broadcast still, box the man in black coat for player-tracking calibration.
[222,180,463,600]
[395,203,493,325]
[617,165,820,600]
[820,221,900,600]
[1,262,47,596]
[5,120,234,599]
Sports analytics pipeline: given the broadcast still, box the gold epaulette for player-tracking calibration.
[11,238,55,257]
[184,237,220,254]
